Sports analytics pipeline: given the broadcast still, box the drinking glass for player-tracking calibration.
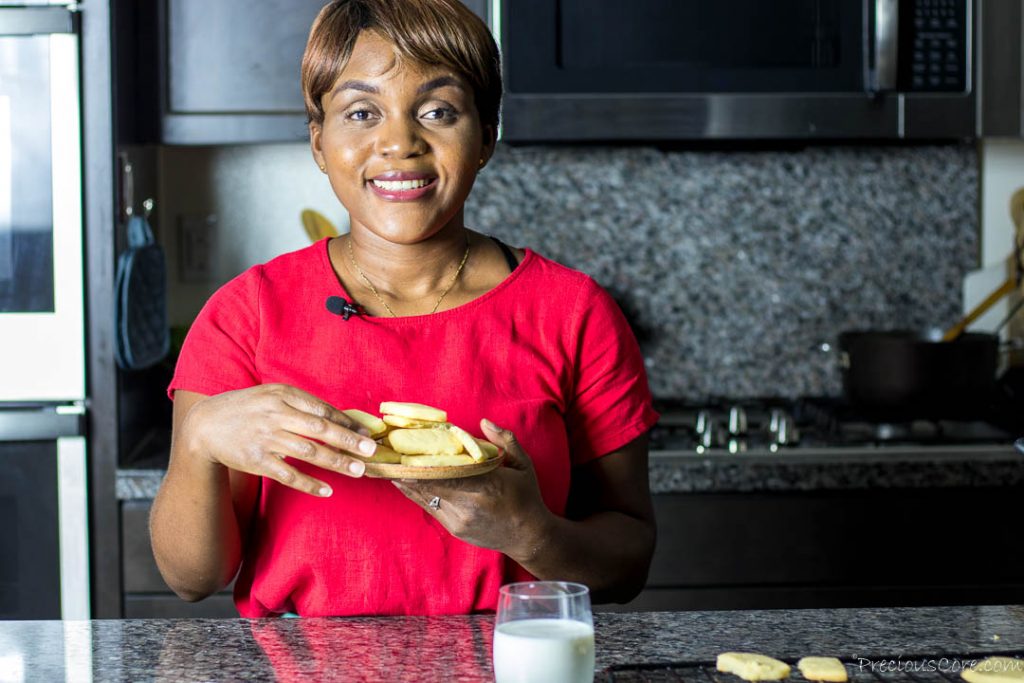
[493,581,595,683]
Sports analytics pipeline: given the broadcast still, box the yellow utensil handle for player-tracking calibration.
[301,209,339,242]
[942,277,1017,341]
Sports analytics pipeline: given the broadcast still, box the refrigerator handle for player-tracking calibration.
[0,406,83,440]
[0,7,76,36]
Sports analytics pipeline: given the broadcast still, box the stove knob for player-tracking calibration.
[697,424,722,453]
[772,416,801,449]
[727,406,748,435]
[695,410,712,435]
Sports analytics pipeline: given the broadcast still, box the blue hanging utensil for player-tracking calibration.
[114,212,169,370]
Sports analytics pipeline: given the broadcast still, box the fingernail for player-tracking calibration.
[482,418,501,431]
[319,486,333,497]
[348,460,365,476]
[359,440,376,455]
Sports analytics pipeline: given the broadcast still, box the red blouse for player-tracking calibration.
[169,239,658,617]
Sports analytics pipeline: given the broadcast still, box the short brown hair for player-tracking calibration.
[301,0,502,129]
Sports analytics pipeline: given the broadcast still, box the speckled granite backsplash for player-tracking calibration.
[466,144,979,399]
[159,142,979,401]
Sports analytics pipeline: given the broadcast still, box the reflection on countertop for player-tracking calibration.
[1,605,1022,682]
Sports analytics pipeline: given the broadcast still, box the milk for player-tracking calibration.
[493,618,595,683]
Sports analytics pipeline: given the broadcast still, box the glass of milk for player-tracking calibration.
[493,581,595,683]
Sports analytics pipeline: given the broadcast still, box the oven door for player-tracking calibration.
[0,418,88,620]
[0,7,84,402]
[506,0,867,96]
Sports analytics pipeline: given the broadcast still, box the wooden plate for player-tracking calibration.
[362,453,505,480]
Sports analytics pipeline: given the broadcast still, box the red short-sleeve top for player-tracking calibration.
[169,239,658,617]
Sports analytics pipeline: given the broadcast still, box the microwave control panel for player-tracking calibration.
[900,0,969,92]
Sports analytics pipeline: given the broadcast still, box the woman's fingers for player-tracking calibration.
[261,452,336,498]
[274,391,377,458]
[186,384,372,494]
[275,384,369,433]
[269,432,366,478]
[480,418,530,471]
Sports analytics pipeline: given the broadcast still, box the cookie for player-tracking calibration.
[382,414,438,429]
[400,454,476,467]
[716,652,791,681]
[798,656,848,682]
[379,401,447,423]
[443,424,484,461]
[962,657,1024,683]
[341,409,388,438]
[387,428,463,455]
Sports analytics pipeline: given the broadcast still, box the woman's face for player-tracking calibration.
[310,31,495,245]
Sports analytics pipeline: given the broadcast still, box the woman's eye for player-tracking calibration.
[346,109,376,122]
[422,107,458,122]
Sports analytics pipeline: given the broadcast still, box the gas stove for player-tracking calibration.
[650,398,1024,455]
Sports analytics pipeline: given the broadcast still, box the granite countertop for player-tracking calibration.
[648,445,1024,493]
[4,605,1023,681]
[119,445,1024,499]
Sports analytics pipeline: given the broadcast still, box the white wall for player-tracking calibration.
[158,144,348,326]
[980,139,1024,267]
[964,139,1024,340]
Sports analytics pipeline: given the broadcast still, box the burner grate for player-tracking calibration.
[601,651,1024,682]
[649,397,1019,452]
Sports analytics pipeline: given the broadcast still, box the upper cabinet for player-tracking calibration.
[163,0,325,143]
[116,0,491,145]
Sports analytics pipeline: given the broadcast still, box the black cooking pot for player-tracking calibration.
[838,330,999,418]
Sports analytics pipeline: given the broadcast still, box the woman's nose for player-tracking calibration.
[374,116,426,158]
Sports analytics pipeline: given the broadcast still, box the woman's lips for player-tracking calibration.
[368,177,438,201]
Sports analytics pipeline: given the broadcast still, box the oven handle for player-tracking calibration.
[58,436,90,620]
[871,0,900,92]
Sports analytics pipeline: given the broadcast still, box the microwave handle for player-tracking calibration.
[871,0,900,92]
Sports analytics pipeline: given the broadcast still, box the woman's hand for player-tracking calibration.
[181,383,379,497]
[391,419,553,561]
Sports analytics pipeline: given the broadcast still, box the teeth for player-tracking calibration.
[372,178,431,191]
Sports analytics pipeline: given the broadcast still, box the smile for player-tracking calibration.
[367,176,438,201]
[371,178,432,191]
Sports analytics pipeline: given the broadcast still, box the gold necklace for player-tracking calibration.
[346,236,471,317]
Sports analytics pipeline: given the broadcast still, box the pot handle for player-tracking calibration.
[1000,338,1024,352]
[814,341,850,369]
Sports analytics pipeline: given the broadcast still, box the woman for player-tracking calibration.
[150,0,658,617]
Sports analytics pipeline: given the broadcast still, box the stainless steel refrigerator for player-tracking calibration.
[0,2,89,620]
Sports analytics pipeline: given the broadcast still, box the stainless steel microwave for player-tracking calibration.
[495,0,1020,142]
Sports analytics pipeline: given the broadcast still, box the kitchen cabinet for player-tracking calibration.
[115,0,491,145]
[123,485,1024,618]
[610,487,1024,612]
[159,0,325,144]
